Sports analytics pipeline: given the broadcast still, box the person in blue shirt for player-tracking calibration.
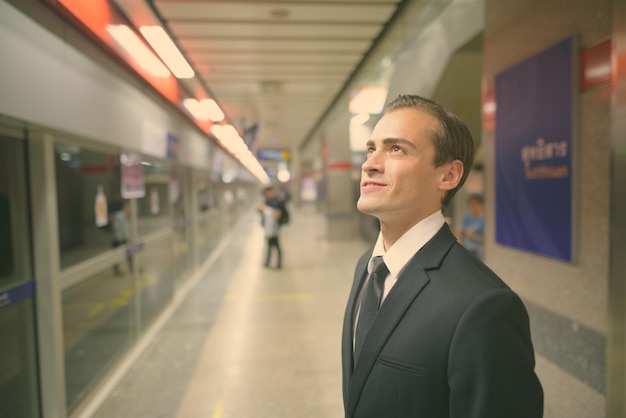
[457,194,485,259]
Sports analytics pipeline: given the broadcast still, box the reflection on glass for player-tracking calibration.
[196,172,218,213]
[63,267,134,412]
[0,158,12,279]
[136,234,174,330]
[196,172,221,260]
[0,138,31,288]
[108,193,133,275]
[171,166,191,281]
[0,136,39,417]
[55,144,123,269]
[0,299,41,418]
[137,160,171,236]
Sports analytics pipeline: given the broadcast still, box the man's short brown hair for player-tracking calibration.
[385,94,475,211]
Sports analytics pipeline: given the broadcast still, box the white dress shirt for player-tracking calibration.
[353,210,446,350]
[367,210,446,304]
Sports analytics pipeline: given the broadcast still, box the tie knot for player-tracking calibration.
[371,256,389,280]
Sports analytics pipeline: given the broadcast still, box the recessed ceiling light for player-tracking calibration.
[270,8,290,19]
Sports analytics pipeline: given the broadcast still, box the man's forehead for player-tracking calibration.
[371,109,439,142]
[382,107,437,124]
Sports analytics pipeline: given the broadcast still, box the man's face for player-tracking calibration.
[357,108,450,226]
[468,198,483,217]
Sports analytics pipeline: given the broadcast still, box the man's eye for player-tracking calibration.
[391,145,402,152]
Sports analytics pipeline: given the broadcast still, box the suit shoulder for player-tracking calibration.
[438,242,512,291]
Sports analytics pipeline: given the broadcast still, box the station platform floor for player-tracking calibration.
[91,203,370,418]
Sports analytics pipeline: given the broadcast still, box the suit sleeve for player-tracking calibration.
[447,289,544,418]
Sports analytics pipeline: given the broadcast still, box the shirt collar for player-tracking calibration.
[369,210,446,277]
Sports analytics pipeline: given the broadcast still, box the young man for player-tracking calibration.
[457,194,485,260]
[341,95,543,417]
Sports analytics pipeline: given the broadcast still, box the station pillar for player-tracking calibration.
[320,116,360,240]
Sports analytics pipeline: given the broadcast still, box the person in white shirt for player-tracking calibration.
[258,187,283,269]
[341,94,543,418]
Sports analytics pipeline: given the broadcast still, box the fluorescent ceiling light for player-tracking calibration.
[349,86,388,114]
[220,125,240,141]
[209,124,269,184]
[211,124,239,142]
[140,26,194,79]
[200,99,225,122]
[184,98,225,122]
[183,98,209,120]
[210,124,225,138]
[106,25,170,78]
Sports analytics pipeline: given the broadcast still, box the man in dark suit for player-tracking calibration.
[341,95,543,417]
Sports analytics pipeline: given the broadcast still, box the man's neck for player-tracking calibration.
[379,223,413,251]
[379,209,442,250]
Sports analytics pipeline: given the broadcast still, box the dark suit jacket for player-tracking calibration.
[341,223,543,418]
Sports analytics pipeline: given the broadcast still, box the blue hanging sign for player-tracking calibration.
[495,36,576,262]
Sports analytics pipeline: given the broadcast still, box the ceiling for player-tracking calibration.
[115,0,404,157]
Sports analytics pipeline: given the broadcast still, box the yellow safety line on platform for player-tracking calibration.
[263,293,312,301]
[224,293,312,301]
[212,400,224,418]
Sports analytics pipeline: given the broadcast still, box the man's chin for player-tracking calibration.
[356,200,377,216]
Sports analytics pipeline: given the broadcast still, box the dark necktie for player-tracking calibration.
[354,256,389,363]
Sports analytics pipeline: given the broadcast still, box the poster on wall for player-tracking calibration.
[495,36,576,262]
[166,133,179,160]
[94,184,108,226]
[120,152,146,199]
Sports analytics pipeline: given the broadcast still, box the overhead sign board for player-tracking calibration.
[256,149,290,162]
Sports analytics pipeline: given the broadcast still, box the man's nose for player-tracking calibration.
[362,150,383,173]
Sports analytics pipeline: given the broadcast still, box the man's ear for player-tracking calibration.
[438,160,463,191]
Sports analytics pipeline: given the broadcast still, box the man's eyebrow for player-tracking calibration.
[383,137,417,149]
[365,138,417,149]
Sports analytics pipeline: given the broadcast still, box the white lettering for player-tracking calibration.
[521,137,569,167]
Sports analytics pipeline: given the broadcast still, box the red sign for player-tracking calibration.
[580,39,611,90]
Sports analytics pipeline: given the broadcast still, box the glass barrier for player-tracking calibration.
[137,159,171,237]
[196,172,221,261]
[1,138,31,287]
[171,165,191,282]
[135,233,174,330]
[55,144,122,270]
[0,135,39,418]
[62,267,134,412]
[0,285,40,418]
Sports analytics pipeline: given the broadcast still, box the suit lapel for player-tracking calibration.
[342,249,372,402]
[346,224,457,416]
[346,265,430,415]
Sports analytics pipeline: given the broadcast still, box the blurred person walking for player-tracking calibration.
[108,192,132,275]
[259,187,283,269]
